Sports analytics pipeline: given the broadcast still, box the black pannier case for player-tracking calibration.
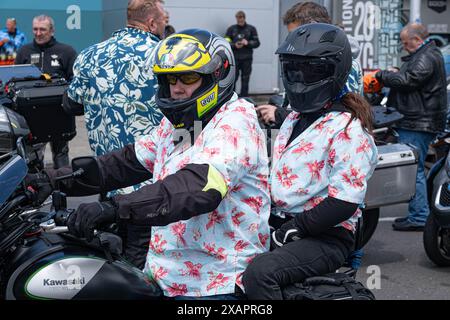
[7,77,76,143]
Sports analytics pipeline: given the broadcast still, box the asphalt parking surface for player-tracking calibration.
[356,204,450,300]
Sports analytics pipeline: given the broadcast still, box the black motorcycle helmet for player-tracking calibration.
[276,23,352,113]
[153,29,235,130]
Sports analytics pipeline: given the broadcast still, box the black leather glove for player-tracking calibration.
[23,172,54,205]
[375,70,384,82]
[67,201,118,241]
[270,218,303,250]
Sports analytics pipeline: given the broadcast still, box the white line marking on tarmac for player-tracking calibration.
[379,217,400,222]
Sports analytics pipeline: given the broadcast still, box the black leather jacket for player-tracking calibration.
[15,37,77,81]
[376,41,448,133]
[225,23,260,60]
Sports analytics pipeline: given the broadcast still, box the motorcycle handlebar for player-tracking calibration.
[0,194,28,222]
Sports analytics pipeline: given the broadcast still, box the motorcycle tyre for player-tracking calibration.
[423,212,450,267]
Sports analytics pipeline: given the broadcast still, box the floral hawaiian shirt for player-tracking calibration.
[68,27,163,194]
[134,94,271,297]
[270,110,378,232]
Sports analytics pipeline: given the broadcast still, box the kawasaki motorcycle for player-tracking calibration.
[0,105,162,299]
[0,152,163,300]
[0,104,375,300]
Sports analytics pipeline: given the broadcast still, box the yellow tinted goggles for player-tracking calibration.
[166,73,202,85]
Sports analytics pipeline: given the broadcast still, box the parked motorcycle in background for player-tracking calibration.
[0,104,42,171]
[423,78,450,267]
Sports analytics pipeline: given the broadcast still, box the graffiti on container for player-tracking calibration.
[377,0,403,70]
[342,0,403,71]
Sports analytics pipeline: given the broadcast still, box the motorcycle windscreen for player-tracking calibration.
[0,64,41,87]
[0,155,28,206]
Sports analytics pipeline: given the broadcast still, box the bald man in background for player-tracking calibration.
[376,23,448,231]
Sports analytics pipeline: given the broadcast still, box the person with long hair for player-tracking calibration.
[243,23,378,300]
[256,2,363,127]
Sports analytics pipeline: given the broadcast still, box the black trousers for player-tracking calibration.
[242,227,354,300]
[120,222,152,270]
[50,140,69,169]
[38,140,69,169]
[235,59,253,97]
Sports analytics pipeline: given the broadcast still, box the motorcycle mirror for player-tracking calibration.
[71,156,103,193]
[16,137,28,163]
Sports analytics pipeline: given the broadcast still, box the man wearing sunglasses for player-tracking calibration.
[27,29,270,300]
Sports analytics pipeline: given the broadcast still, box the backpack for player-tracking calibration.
[282,272,376,300]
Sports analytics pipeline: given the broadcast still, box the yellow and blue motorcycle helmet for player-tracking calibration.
[153,29,235,130]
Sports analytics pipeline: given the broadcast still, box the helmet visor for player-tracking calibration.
[282,59,335,85]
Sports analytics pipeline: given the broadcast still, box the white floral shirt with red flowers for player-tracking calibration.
[134,93,270,297]
[270,110,378,232]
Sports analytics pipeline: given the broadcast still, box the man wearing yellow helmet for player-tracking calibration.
[27,29,270,299]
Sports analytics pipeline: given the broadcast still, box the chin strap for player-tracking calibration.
[332,84,351,102]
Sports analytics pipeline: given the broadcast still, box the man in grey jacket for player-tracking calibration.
[376,23,448,231]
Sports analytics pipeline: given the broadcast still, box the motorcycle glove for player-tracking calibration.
[270,218,304,250]
[67,200,118,241]
[270,197,358,250]
[24,172,54,205]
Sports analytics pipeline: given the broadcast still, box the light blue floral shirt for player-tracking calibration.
[68,27,163,195]
[135,94,270,297]
[270,110,378,232]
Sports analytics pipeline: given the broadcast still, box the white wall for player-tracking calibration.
[165,0,281,94]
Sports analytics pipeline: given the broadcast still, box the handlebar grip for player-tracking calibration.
[54,209,74,226]
[46,226,68,234]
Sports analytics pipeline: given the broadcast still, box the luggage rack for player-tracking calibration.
[372,105,403,131]
[0,65,42,94]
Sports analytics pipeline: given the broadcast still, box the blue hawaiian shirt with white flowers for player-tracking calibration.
[68,27,163,195]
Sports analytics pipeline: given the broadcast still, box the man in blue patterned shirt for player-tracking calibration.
[64,0,166,196]
[0,18,26,65]
[63,0,166,269]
